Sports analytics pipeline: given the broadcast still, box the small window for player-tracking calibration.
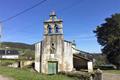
[50,43,56,54]
[52,43,54,46]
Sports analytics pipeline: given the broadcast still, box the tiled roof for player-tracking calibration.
[0,50,20,55]
[73,54,90,61]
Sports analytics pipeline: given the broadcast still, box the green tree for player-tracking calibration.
[20,49,35,60]
[94,13,120,69]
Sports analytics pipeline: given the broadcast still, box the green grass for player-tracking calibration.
[103,70,120,74]
[0,66,75,80]
[0,60,17,66]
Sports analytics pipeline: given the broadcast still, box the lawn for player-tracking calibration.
[0,66,75,80]
[103,70,120,74]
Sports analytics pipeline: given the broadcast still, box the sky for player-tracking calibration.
[0,0,120,53]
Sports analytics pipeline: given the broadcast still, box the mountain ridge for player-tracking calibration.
[1,42,35,50]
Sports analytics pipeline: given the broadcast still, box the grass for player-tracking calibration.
[103,70,120,74]
[0,66,75,80]
[0,60,17,66]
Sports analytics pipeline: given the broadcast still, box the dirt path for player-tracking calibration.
[0,75,13,80]
[103,73,120,80]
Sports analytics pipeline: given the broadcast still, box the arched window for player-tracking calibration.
[48,25,52,33]
[55,24,59,33]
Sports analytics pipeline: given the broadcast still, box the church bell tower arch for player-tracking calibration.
[44,11,63,35]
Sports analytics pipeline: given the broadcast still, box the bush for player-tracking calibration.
[96,64,116,70]
[59,71,92,80]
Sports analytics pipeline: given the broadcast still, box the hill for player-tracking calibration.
[1,42,34,50]
[0,42,35,59]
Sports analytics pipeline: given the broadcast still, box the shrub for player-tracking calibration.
[59,71,92,80]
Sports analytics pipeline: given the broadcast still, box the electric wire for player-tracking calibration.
[0,0,47,23]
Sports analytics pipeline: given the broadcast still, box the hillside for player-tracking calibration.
[0,42,35,59]
[1,42,35,50]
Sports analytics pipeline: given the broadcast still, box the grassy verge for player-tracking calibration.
[0,66,75,80]
[103,70,120,74]
[0,60,17,66]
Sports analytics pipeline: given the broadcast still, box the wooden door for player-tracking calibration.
[48,62,58,74]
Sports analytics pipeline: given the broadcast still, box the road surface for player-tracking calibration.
[0,75,13,80]
[103,73,120,80]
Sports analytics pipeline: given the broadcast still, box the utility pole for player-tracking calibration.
[0,22,1,49]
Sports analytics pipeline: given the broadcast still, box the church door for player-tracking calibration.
[48,61,58,74]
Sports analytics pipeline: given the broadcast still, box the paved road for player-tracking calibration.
[0,75,13,80]
[103,73,120,80]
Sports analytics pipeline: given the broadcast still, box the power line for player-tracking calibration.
[0,0,47,48]
[0,0,47,23]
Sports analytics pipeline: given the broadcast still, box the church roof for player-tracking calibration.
[64,40,72,43]
[0,50,20,55]
[73,54,90,61]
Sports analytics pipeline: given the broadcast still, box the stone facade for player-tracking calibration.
[35,11,92,74]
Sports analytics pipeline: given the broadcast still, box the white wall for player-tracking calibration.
[72,45,80,54]
[35,42,41,72]
[87,61,93,72]
[2,55,19,59]
[63,41,73,72]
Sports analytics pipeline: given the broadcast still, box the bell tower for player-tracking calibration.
[44,11,63,35]
[41,11,64,74]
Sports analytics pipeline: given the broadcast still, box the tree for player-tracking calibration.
[94,13,120,69]
[20,49,35,60]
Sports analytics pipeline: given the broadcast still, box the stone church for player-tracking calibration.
[35,11,92,74]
